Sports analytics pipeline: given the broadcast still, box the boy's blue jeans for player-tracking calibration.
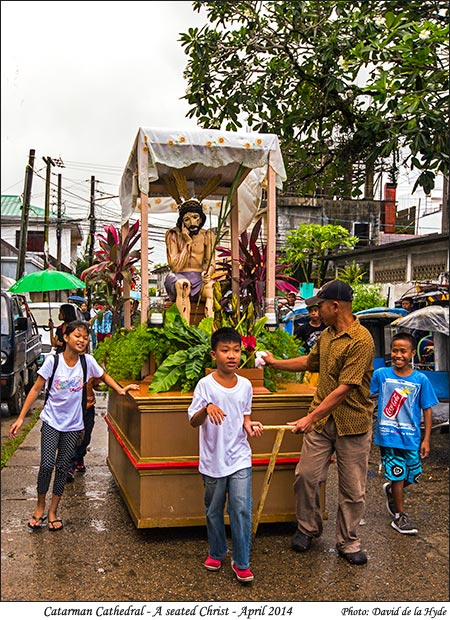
[202,467,252,569]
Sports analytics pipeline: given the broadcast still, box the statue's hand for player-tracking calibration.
[201,270,211,284]
[181,225,192,243]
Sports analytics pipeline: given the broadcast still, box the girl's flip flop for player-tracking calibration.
[48,518,64,532]
[28,514,47,530]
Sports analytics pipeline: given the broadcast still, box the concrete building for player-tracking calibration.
[1,195,82,281]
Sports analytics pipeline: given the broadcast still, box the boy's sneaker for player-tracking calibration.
[66,467,75,482]
[231,561,254,583]
[203,556,222,571]
[383,482,396,517]
[391,512,418,535]
[75,463,86,473]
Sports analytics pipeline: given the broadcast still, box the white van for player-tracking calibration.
[28,301,85,361]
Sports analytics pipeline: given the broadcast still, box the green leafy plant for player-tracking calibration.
[352,283,387,313]
[215,217,299,318]
[284,223,358,286]
[338,261,367,286]
[93,302,304,393]
[93,323,156,380]
[148,305,214,393]
[257,328,306,391]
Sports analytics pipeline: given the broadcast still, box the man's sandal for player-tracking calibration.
[48,518,64,532]
[28,514,47,530]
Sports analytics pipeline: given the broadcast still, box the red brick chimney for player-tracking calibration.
[383,183,397,233]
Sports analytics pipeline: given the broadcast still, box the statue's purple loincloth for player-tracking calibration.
[164,271,203,302]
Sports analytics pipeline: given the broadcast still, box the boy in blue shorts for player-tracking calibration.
[370,332,438,535]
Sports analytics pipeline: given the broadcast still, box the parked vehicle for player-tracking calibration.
[1,291,42,416]
[27,301,85,361]
[395,282,449,311]
[281,307,308,335]
[356,307,408,369]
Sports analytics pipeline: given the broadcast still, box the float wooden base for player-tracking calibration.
[106,380,325,528]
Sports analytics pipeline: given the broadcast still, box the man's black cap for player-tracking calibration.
[306,280,353,306]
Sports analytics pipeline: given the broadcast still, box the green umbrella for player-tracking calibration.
[8,269,86,294]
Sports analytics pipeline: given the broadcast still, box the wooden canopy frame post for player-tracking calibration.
[140,193,149,325]
[230,190,240,299]
[265,165,277,323]
[121,221,131,329]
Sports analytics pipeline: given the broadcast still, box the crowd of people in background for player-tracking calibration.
[53,299,115,352]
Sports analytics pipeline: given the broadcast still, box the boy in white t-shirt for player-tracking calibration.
[188,327,264,583]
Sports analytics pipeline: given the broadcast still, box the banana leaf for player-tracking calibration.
[148,350,189,393]
[185,343,211,379]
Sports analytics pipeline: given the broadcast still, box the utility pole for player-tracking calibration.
[56,173,63,269]
[442,175,449,235]
[56,174,63,300]
[42,156,55,270]
[16,149,35,281]
[87,176,96,308]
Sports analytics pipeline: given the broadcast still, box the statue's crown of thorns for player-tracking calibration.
[161,170,222,212]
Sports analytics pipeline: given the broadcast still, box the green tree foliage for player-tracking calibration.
[182,1,448,196]
[338,261,368,286]
[283,223,358,286]
[352,283,387,312]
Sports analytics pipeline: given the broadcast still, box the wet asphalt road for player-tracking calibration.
[1,401,449,608]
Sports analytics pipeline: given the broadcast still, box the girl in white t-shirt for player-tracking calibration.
[9,320,138,532]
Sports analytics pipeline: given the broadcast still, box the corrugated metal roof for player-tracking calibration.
[1,195,46,218]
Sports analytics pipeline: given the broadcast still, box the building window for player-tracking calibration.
[15,230,44,252]
[374,268,407,283]
[413,263,447,281]
[353,222,370,246]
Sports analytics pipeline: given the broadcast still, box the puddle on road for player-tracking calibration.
[90,518,107,532]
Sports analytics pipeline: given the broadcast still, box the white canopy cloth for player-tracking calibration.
[119,127,286,231]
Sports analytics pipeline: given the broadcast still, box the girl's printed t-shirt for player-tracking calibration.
[370,367,439,450]
[188,373,253,478]
[38,354,104,432]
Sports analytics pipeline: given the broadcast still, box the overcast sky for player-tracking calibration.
[1,0,442,266]
[1,0,208,263]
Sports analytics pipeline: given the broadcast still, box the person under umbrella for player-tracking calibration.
[79,302,91,322]
[49,304,78,353]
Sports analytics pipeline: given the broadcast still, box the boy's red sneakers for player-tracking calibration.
[203,556,221,571]
[231,561,254,582]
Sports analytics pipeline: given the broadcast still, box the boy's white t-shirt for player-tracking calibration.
[188,372,253,478]
[38,353,104,432]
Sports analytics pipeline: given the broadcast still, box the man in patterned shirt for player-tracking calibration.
[262,280,375,566]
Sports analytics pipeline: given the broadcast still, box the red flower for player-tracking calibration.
[241,335,257,353]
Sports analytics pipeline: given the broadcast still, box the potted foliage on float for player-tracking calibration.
[81,221,141,332]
